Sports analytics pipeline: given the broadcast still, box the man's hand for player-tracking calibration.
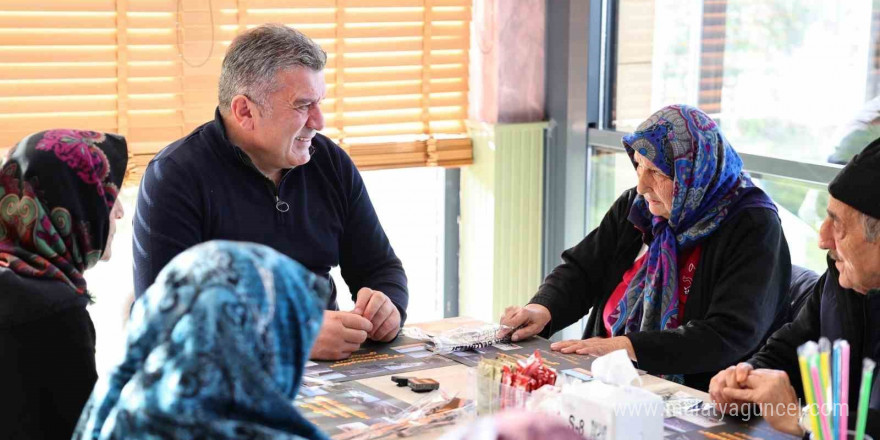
[500,304,551,341]
[550,336,637,360]
[353,288,400,342]
[719,369,804,436]
[709,363,754,414]
[309,311,373,360]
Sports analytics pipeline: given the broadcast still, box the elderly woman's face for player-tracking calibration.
[634,152,674,218]
[101,199,125,262]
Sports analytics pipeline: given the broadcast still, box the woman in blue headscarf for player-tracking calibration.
[502,105,792,390]
[74,240,330,440]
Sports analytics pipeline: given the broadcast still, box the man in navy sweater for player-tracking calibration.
[133,24,408,360]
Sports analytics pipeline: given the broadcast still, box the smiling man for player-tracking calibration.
[709,138,880,437]
[132,24,408,360]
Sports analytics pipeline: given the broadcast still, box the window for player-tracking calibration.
[615,0,879,163]
[332,167,447,324]
[0,0,473,175]
[589,0,880,274]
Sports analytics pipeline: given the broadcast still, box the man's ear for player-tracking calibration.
[229,94,257,131]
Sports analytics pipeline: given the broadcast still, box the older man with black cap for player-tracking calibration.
[708,138,880,437]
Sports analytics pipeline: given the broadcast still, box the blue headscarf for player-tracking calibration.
[73,240,331,440]
[607,105,777,338]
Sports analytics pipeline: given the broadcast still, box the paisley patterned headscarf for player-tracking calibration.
[0,129,127,295]
[74,240,331,440]
[607,105,777,337]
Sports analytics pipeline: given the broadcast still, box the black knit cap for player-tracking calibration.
[829,137,880,219]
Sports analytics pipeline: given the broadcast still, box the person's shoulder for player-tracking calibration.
[311,134,353,167]
[618,187,638,204]
[308,134,360,182]
[142,121,216,183]
[609,187,638,216]
[0,267,75,294]
[726,205,782,231]
[704,205,784,256]
[150,120,214,167]
[707,207,782,250]
[0,267,83,327]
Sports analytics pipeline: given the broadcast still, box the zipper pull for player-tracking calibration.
[275,196,290,213]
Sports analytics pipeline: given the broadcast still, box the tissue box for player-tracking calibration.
[530,381,664,440]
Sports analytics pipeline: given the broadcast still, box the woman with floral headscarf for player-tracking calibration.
[74,240,331,440]
[0,129,128,439]
[502,105,792,390]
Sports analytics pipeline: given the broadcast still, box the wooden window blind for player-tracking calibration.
[698,0,726,115]
[0,0,473,184]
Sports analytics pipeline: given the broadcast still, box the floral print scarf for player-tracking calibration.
[607,105,777,337]
[0,129,127,295]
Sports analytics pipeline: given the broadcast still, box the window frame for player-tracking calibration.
[543,0,846,339]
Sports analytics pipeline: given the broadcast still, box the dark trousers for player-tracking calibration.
[0,306,98,440]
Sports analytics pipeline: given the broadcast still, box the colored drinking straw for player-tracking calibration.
[799,342,822,436]
[820,338,833,438]
[840,341,851,440]
[812,351,833,440]
[833,340,847,440]
[856,358,876,440]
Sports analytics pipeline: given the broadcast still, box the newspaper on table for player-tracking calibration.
[400,324,516,354]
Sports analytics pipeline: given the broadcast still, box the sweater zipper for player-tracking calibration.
[260,172,290,215]
[233,147,291,213]
[275,170,292,213]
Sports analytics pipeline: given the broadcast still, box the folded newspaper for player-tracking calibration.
[400,324,516,354]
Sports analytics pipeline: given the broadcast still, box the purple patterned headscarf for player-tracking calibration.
[607,105,776,337]
[0,129,127,295]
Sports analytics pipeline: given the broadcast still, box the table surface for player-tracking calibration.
[350,317,712,439]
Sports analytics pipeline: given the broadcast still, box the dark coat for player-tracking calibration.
[749,257,880,437]
[530,188,792,390]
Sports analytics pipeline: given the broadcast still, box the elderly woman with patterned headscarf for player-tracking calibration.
[74,240,331,440]
[0,130,127,440]
[502,105,792,390]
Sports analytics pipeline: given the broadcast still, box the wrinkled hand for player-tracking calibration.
[709,363,754,414]
[309,311,373,360]
[550,336,636,360]
[500,304,551,341]
[719,369,803,436]
[353,288,401,342]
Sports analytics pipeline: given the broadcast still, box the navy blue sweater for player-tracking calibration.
[132,109,408,322]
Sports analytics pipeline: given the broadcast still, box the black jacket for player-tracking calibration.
[530,188,792,390]
[132,109,408,321]
[749,257,880,437]
[0,269,97,440]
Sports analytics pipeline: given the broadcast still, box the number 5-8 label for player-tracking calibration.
[568,414,608,440]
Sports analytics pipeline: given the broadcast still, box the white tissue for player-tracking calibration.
[591,349,641,387]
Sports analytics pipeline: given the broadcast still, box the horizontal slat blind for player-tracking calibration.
[698,0,726,115]
[0,0,473,182]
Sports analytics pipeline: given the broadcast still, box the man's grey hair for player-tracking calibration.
[218,24,326,115]
[863,212,880,243]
